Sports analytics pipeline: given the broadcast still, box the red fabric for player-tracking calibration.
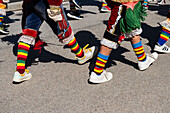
[23,29,37,38]
[23,0,62,6]
[47,0,62,6]
[0,0,3,4]
[105,1,122,32]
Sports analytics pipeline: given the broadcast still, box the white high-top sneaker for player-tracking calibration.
[89,70,113,83]
[154,44,170,54]
[138,52,158,71]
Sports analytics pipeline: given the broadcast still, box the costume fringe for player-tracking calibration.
[120,2,147,33]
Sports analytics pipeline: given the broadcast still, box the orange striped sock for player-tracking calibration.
[67,37,84,58]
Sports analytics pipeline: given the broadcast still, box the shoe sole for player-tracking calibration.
[89,72,113,83]
[78,46,98,64]
[13,75,32,82]
[154,48,170,54]
[100,9,111,13]
[89,76,112,83]
[67,13,83,20]
[139,56,156,71]
[0,29,9,34]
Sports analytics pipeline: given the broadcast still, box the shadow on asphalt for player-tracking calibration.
[74,31,138,74]
[148,4,169,17]
[141,23,162,50]
[6,11,20,24]
[64,0,106,20]
[0,34,78,68]
[1,30,138,73]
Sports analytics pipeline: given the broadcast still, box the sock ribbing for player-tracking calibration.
[67,37,84,58]
[93,52,109,75]
[132,41,147,62]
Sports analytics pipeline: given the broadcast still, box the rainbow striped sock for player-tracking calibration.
[143,0,148,5]
[0,15,3,26]
[132,41,147,62]
[93,52,109,75]
[157,27,170,46]
[67,37,84,58]
[16,42,30,74]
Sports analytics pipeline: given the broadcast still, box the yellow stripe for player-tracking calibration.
[18,52,28,56]
[134,47,143,52]
[96,62,105,67]
[17,63,25,66]
[138,54,146,61]
[68,37,75,44]
[161,34,169,40]
[72,43,78,50]
[136,50,144,55]
[94,68,103,73]
[75,49,82,55]
[97,57,107,63]
[19,42,30,48]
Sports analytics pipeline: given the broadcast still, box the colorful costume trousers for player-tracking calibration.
[101,0,146,49]
[21,0,73,45]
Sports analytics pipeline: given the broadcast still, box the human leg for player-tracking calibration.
[13,13,42,82]
[154,8,170,53]
[129,33,158,71]
[47,4,98,64]
[89,1,126,83]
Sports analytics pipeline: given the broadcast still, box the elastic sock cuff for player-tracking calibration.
[132,41,142,48]
[98,52,109,60]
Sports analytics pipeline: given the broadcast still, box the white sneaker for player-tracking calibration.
[77,44,98,64]
[154,44,170,53]
[13,69,32,82]
[160,19,170,31]
[157,0,166,4]
[89,70,113,83]
[138,52,158,71]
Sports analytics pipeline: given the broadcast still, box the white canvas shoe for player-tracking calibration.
[154,44,170,54]
[13,69,32,82]
[138,52,158,71]
[77,45,98,64]
[89,70,113,83]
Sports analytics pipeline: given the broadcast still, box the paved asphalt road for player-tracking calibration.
[0,1,169,113]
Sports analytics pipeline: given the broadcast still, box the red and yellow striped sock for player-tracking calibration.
[93,52,109,75]
[132,41,147,62]
[16,42,30,74]
[67,37,84,58]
